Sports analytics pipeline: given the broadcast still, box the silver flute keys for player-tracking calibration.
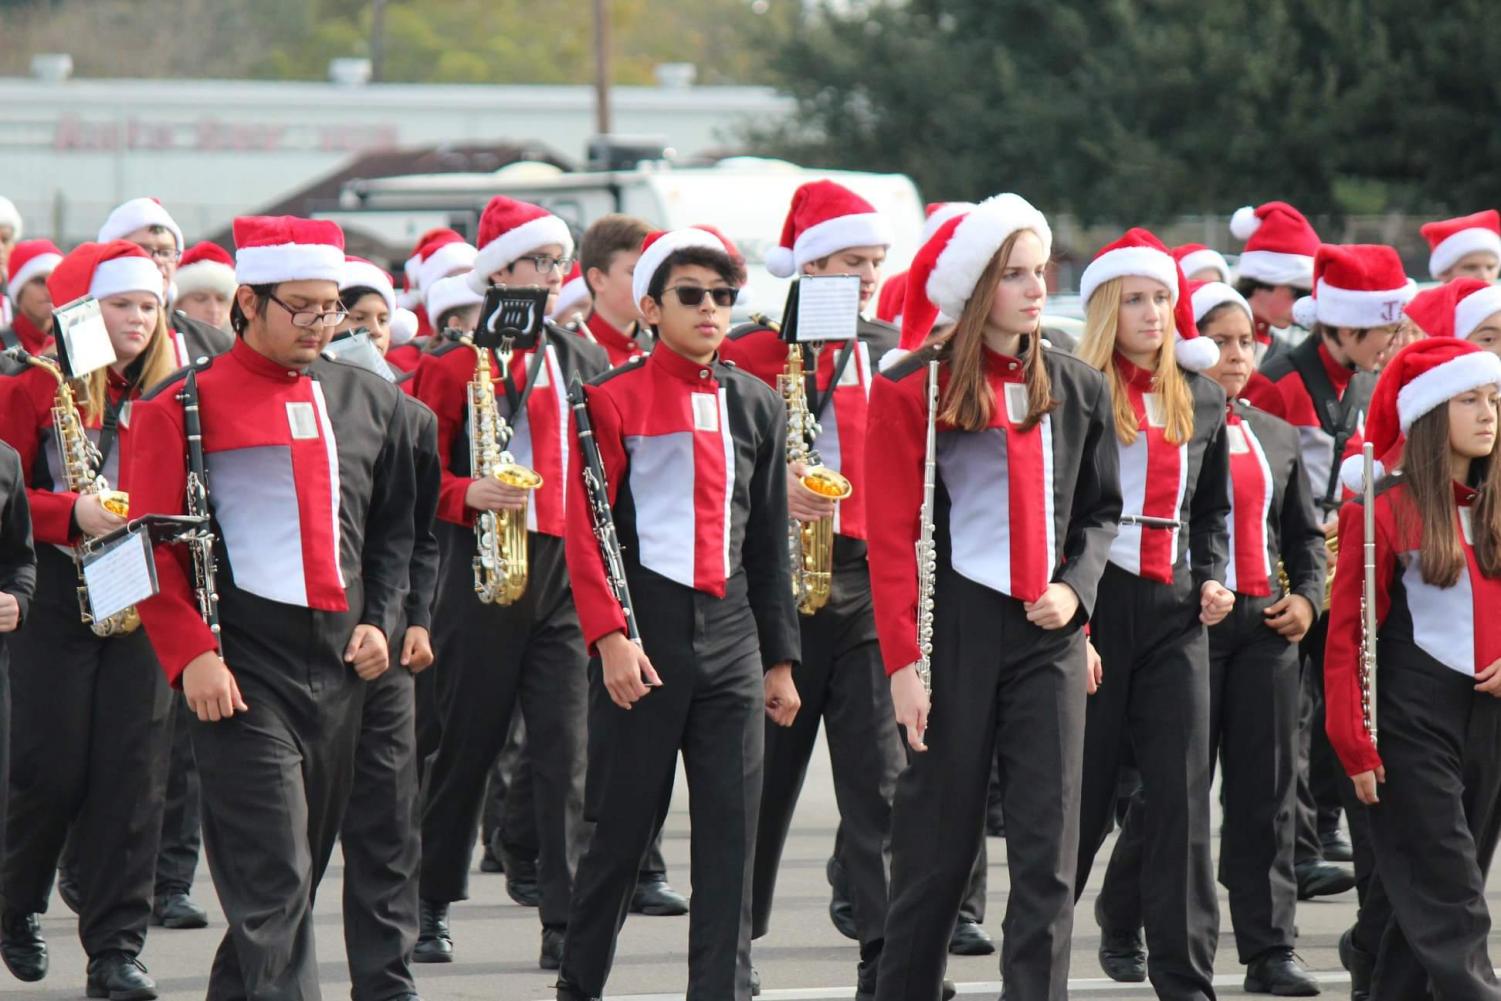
[1359,441,1378,747]
[914,359,940,705]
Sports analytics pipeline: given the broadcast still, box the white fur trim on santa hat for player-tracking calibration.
[98,197,183,252]
[632,229,724,309]
[0,197,21,240]
[1174,335,1220,373]
[1190,281,1252,325]
[467,215,574,294]
[1396,350,1501,432]
[417,241,477,293]
[1456,284,1501,342]
[767,212,894,279]
[1079,246,1179,307]
[926,194,1051,319]
[174,258,236,299]
[1339,453,1386,495]
[425,273,483,328]
[1429,227,1501,279]
[1230,206,1262,241]
[1306,276,1416,330]
[551,274,591,320]
[1178,247,1231,283]
[1236,249,1315,288]
[235,242,346,286]
[90,256,165,303]
[341,259,395,315]
[9,252,62,298]
[390,307,418,347]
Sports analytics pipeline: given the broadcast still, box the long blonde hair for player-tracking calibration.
[81,310,175,422]
[1077,277,1194,445]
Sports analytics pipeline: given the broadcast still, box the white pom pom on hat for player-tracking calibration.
[1230,205,1262,241]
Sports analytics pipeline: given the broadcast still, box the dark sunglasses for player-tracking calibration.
[666,285,738,309]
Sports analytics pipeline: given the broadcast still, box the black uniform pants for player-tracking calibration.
[1363,644,1501,1001]
[3,548,172,958]
[155,696,204,897]
[1075,563,1217,1001]
[1096,592,1300,963]
[340,664,420,1001]
[1295,613,1347,863]
[419,528,586,929]
[561,580,765,1001]
[753,555,903,948]
[876,572,1085,1001]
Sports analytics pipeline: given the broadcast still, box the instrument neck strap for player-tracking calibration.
[496,330,551,427]
[806,338,859,425]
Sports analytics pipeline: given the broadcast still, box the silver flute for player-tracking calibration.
[914,359,940,703]
[1359,441,1378,747]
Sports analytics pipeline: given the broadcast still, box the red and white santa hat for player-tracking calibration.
[1338,336,1501,491]
[425,273,483,329]
[340,256,396,315]
[468,197,573,294]
[1172,243,1232,284]
[1230,201,1320,288]
[46,240,164,306]
[1080,227,1219,373]
[550,262,590,320]
[1419,210,1501,279]
[891,193,1051,356]
[1403,277,1501,342]
[7,239,64,297]
[0,196,22,240]
[413,235,476,297]
[920,201,976,244]
[174,241,237,299]
[1290,244,1415,330]
[97,196,184,252]
[631,227,728,308]
[390,308,419,346]
[400,228,460,307]
[766,180,894,279]
[233,216,346,285]
[1188,279,1253,327]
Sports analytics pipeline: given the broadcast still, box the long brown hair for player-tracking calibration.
[921,232,1056,433]
[1399,404,1501,584]
[80,309,175,422]
[1077,277,1194,446]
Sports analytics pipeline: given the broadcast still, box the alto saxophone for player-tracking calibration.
[778,341,852,616]
[914,359,940,703]
[19,351,138,636]
[464,335,542,605]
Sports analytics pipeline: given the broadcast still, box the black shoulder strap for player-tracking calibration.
[0,328,18,351]
[1287,337,1359,439]
[879,343,942,383]
[498,330,552,420]
[809,339,859,422]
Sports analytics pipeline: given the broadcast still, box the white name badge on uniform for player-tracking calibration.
[1004,382,1028,425]
[1461,507,1475,545]
[287,401,320,440]
[835,350,862,387]
[531,355,551,388]
[81,528,158,621]
[1143,392,1166,428]
[692,393,720,433]
[1226,424,1249,454]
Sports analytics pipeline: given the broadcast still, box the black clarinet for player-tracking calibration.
[567,374,641,644]
[180,369,223,655]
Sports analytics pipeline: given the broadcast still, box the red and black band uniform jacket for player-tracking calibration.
[1324,480,1501,778]
[579,312,653,369]
[1105,356,1231,590]
[1221,399,1326,607]
[565,345,801,670]
[865,343,1124,674]
[0,313,53,355]
[121,339,417,687]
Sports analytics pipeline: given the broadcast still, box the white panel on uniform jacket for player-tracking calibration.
[207,445,309,606]
[1402,549,1477,677]
[627,430,698,588]
[1110,433,1149,576]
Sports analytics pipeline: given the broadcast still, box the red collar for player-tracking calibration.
[1456,481,1478,507]
[1317,340,1355,394]
[648,342,719,385]
[1114,352,1158,392]
[231,336,308,382]
[585,311,644,356]
[11,314,52,354]
[982,346,1027,383]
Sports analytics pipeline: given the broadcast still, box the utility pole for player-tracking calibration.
[370,0,387,82]
[593,0,613,135]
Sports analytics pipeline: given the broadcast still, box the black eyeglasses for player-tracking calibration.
[519,254,573,274]
[139,246,182,264]
[666,285,738,308]
[267,293,348,329]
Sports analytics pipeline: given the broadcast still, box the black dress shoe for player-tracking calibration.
[948,920,995,956]
[1339,928,1372,1001]
[151,892,208,930]
[1320,829,1354,863]
[504,855,542,908]
[1098,928,1147,983]
[942,979,956,1000]
[479,845,504,873]
[1295,859,1355,900]
[539,926,564,970]
[825,856,858,940]
[0,911,47,982]
[750,963,761,996]
[855,946,878,1001]
[413,899,453,963]
[86,951,157,1001]
[1244,947,1320,996]
[56,869,82,915]
[630,876,688,916]
[555,980,600,1001]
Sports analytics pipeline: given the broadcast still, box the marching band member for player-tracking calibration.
[1324,338,1501,1001]
[0,241,179,1000]
[1230,201,1321,361]
[1420,210,1501,283]
[1072,228,1232,1001]
[2,240,63,354]
[550,263,592,328]
[121,215,416,1001]
[172,242,238,334]
[1093,280,1327,995]
[339,257,397,360]
[718,179,911,992]
[0,440,33,916]
[97,197,232,365]
[868,195,1123,1001]
[576,214,653,365]
[1173,244,1234,285]
[413,196,606,969]
[393,228,478,360]
[424,273,484,340]
[557,228,798,1001]
[1405,277,1501,357]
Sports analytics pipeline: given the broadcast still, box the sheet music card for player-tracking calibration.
[793,275,861,343]
[81,527,158,621]
[53,297,118,378]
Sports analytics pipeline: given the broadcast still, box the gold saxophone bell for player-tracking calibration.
[495,464,543,491]
[800,467,852,500]
[99,490,130,519]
